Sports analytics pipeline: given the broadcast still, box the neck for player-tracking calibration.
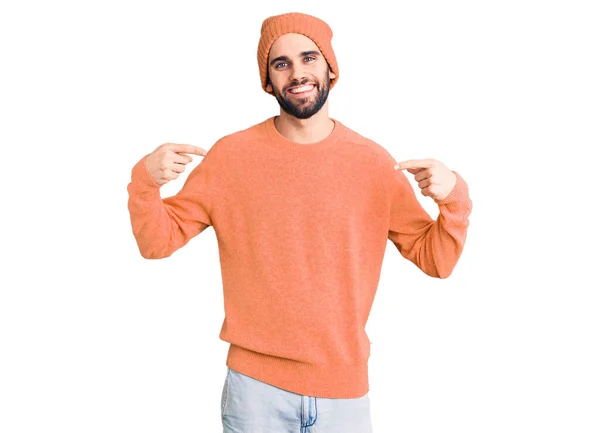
[275,104,334,144]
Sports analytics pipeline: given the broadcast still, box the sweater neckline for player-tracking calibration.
[263,115,345,152]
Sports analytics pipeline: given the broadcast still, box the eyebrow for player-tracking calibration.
[269,50,321,67]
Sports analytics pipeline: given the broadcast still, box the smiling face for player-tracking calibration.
[266,33,337,119]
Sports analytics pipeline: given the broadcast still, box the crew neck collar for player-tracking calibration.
[263,115,345,152]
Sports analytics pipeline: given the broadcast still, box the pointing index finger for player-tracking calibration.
[168,143,207,156]
[394,158,435,170]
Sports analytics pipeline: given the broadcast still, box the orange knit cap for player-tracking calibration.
[257,12,339,95]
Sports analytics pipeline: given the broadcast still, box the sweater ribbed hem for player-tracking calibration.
[225,343,369,399]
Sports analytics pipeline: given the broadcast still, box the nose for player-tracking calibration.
[289,64,309,85]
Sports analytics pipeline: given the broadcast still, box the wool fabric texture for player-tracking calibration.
[126,115,473,398]
[257,12,339,94]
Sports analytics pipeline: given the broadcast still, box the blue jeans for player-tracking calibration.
[221,367,373,433]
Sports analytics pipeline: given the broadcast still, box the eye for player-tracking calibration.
[274,56,316,69]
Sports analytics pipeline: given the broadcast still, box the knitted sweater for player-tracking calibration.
[126,115,472,398]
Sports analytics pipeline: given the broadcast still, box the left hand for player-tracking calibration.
[394,158,457,201]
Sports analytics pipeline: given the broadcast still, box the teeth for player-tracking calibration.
[289,85,314,93]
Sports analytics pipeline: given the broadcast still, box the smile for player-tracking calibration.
[287,84,316,96]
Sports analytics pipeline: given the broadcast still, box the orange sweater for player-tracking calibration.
[126,115,472,398]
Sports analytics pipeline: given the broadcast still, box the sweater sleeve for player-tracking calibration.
[388,169,472,278]
[126,151,216,259]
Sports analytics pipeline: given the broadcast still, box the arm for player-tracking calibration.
[126,151,215,259]
[388,169,472,278]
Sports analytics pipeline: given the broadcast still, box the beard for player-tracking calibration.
[271,71,331,120]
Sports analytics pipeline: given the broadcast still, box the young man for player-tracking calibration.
[127,11,472,433]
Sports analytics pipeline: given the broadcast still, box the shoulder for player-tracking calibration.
[206,117,269,154]
[338,121,397,166]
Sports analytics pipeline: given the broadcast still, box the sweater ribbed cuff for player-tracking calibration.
[434,171,469,205]
[128,154,161,197]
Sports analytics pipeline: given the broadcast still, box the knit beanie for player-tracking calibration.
[257,12,339,95]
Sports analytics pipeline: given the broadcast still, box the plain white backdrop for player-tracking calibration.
[1,0,598,432]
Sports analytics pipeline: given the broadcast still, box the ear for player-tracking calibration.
[329,70,336,80]
[266,82,273,92]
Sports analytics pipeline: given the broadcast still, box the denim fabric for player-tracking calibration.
[221,367,373,433]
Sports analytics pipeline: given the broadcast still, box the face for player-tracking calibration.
[266,33,336,119]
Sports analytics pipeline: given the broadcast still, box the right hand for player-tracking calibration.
[145,143,208,186]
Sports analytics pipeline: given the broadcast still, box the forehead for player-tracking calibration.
[268,33,321,61]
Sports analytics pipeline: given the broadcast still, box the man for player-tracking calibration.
[127,11,472,433]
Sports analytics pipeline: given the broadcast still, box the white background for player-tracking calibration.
[1,0,599,432]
